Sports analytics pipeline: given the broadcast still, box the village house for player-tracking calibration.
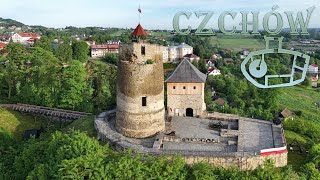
[166,59,207,117]
[215,98,225,106]
[162,46,169,63]
[8,26,16,30]
[279,108,294,120]
[107,40,121,45]
[308,64,318,72]
[241,49,250,59]
[205,59,216,67]
[307,64,319,82]
[183,53,200,63]
[208,67,221,76]
[212,54,222,60]
[224,58,234,63]
[167,43,193,62]
[90,44,120,58]
[85,40,96,46]
[11,33,41,45]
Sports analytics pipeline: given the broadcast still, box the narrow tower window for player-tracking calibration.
[141,46,146,55]
[173,86,176,89]
[183,86,186,89]
[142,97,147,106]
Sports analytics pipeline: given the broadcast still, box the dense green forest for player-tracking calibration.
[1,129,320,180]
[0,40,117,113]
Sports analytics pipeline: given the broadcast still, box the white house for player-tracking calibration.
[166,43,193,62]
[208,67,221,76]
[308,64,319,82]
[178,43,193,59]
[205,59,216,67]
[243,49,250,56]
[11,33,41,44]
[308,64,318,73]
[241,49,250,59]
[162,46,169,63]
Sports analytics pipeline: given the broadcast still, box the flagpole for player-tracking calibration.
[139,2,141,24]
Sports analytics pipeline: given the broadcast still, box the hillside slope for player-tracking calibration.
[0,17,24,27]
[279,86,320,124]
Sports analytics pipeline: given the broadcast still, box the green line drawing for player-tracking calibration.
[241,36,310,89]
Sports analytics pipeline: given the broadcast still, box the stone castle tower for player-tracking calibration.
[116,24,165,138]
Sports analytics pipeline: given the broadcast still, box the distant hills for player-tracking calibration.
[0,18,25,27]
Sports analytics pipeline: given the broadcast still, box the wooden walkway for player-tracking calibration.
[0,103,91,120]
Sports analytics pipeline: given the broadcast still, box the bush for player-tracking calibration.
[283,118,320,142]
[294,110,303,116]
[189,162,216,180]
[302,78,312,87]
[163,63,177,69]
[103,54,118,65]
[146,59,154,64]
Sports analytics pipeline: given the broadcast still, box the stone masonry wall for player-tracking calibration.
[182,152,287,171]
[167,94,206,117]
[119,42,163,64]
[167,83,206,117]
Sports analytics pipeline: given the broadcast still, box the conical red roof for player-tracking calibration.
[131,23,149,37]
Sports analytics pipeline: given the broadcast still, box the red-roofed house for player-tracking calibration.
[11,33,41,44]
[208,67,221,76]
[91,44,120,58]
[0,42,6,50]
[183,54,200,63]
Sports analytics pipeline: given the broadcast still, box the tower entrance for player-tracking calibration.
[186,108,193,117]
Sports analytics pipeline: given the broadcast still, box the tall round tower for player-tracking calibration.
[116,24,165,138]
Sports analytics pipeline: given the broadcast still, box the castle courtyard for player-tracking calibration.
[95,111,287,170]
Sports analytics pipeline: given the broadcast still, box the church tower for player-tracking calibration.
[116,24,165,138]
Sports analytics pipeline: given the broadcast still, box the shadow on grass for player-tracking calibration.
[285,130,311,172]
[287,150,308,171]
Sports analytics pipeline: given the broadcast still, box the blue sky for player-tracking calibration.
[0,0,319,29]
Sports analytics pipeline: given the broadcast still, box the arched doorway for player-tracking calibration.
[186,108,193,117]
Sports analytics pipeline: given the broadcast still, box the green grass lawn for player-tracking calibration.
[0,108,54,140]
[279,86,320,170]
[209,36,265,51]
[285,130,310,171]
[63,115,96,137]
[279,86,320,124]
[109,29,130,36]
